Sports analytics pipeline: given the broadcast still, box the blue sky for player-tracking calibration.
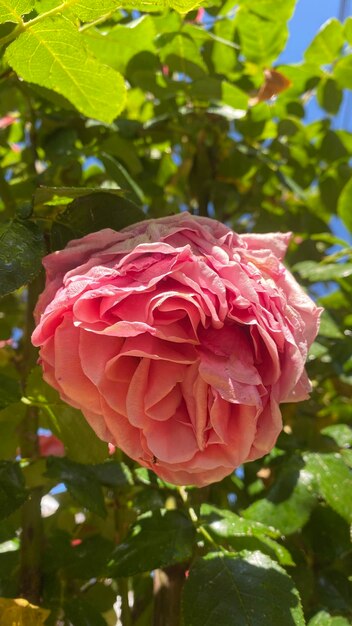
[281,0,352,131]
[280,0,346,64]
[282,0,352,245]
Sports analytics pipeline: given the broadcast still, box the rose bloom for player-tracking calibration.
[32,214,321,486]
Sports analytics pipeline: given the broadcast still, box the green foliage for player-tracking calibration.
[182,551,305,626]
[0,220,45,297]
[0,0,351,623]
[108,509,196,576]
[5,17,127,123]
[0,461,27,519]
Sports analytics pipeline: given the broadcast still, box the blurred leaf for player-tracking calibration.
[308,612,351,626]
[237,0,296,21]
[237,10,288,64]
[305,19,344,64]
[0,461,27,520]
[318,311,343,339]
[45,457,107,517]
[182,551,306,626]
[337,177,352,232]
[64,599,107,626]
[158,32,207,79]
[293,261,352,281]
[0,220,45,297]
[0,372,21,410]
[83,16,157,73]
[344,17,352,44]
[303,506,351,567]
[0,597,49,625]
[108,509,195,576]
[5,16,126,123]
[303,453,352,523]
[62,535,114,580]
[242,457,318,535]
[321,424,352,448]
[26,367,108,463]
[317,77,342,115]
[334,56,352,90]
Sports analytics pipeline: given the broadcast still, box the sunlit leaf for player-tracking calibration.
[182,551,306,626]
[5,16,126,123]
[0,0,33,23]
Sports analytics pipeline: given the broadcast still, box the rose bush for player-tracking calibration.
[32,214,321,486]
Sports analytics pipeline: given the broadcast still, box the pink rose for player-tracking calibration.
[32,214,321,486]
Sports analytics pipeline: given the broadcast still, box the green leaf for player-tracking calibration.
[64,599,107,626]
[317,77,342,115]
[304,505,351,567]
[90,461,133,488]
[158,31,207,79]
[293,260,352,282]
[46,457,107,518]
[337,177,352,232]
[0,0,33,23]
[318,311,343,339]
[83,16,157,73]
[0,403,25,459]
[334,55,352,90]
[5,16,126,123]
[0,461,27,520]
[51,190,145,250]
[237,0,296,22]
[71,0,120,22]
[242,457,318,535]
[0,372,21,410]
[108,509,195,576]
[118,0,202,13]
[26,367,108,464]
[305,19,344,64]
[236,10,288,64]
[191,78,248,110]
[63,535,114,579]
[0,219,45,298]
[100,154,145,205]
[321,424,352,448]
[344,17,352,44]
[308,611,351,626]
[303,453,352,524]
[182,551,306,626]
[201,504,294,566]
